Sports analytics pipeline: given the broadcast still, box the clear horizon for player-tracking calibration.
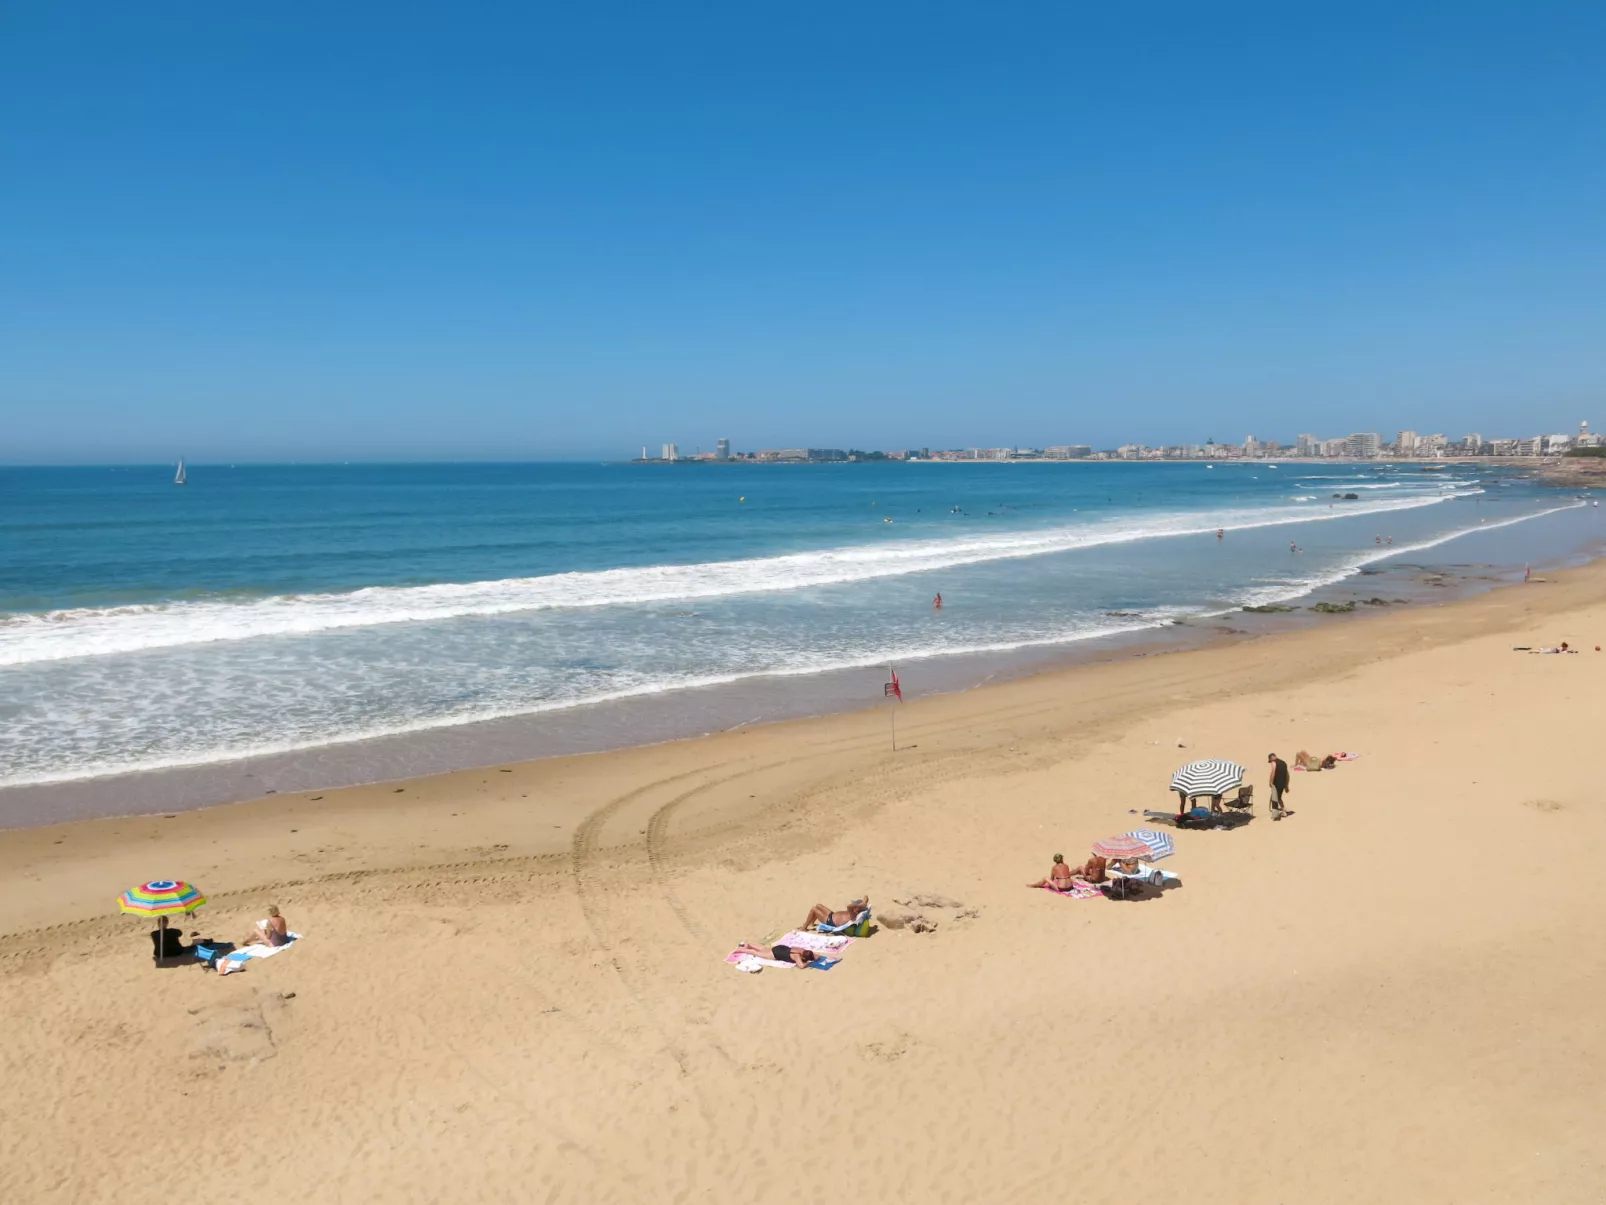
[3,3,1603,463]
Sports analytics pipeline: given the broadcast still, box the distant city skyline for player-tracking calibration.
[633,419,1597,464]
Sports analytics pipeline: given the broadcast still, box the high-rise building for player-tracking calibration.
[1347,432,1382,458]
[1396,430,1418,454]
[661,442,680,461]
[715,438,730,461]
[1243,435,1260,457]
[1295,434,1317,457]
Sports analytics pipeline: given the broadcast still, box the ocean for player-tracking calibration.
[0,460,1591,796]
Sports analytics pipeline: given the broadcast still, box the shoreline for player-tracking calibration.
[2,496,1594,830]
[3,549,1601,937]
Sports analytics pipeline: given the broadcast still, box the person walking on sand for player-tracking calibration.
[1268,753,1291,820]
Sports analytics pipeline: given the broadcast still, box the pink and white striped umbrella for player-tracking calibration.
[1092,835,1153,861]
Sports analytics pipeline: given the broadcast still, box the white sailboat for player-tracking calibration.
[174,458,187,485]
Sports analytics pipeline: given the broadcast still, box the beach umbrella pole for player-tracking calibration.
[155,915,166,964]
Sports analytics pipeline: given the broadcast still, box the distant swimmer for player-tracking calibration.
[1290,542,1298,553]
[933,593,943,610]
[739,496,745,502]
[1216,529,1224,540]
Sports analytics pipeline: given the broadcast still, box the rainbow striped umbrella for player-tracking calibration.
[118,880,206,917]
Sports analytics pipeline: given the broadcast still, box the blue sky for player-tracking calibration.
[2,2,1604,461]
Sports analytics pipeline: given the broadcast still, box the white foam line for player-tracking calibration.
[0,622,1153,786]
[3,499,1579,789]
[1209,501,1582,613]
[0,490,1471,666]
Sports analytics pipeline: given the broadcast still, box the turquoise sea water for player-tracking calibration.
[0,460,1583,786]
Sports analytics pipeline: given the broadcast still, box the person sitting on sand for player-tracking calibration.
[1028,853,1077,891]
[734,942,818,967]
[803,897,869,930]
[1029,853,1106,889]
[241,904,289,948]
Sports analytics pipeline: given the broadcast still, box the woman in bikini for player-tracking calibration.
[241,904,289,948]
[733,942,818,967]
[1028,854,1106,891]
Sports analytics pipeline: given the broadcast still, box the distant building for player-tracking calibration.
[1347,432,1382,458]
[1395,430,1418,455]
[777,448,808,461]
[1243,435,1260,458]
[806,448,847,462]
[715,438,730,461]
[661,442,680,462]
[1044,445,1092,459]
[1462,433,1484,454]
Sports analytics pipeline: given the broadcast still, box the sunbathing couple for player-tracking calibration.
[1028,853,1107,892]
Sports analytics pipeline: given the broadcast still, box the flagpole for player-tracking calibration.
[889,664,896,752]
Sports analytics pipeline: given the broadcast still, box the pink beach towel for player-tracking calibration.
[1036,884,1103,900]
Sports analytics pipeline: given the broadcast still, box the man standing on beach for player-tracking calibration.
[1268,753,1290,820]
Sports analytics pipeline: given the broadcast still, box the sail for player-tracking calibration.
[175,459,187,485]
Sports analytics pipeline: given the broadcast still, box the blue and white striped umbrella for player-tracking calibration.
[1124,829,1175,861]
[1169,758,1246,797]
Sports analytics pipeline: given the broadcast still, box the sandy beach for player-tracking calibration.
[4,564,1605,1204]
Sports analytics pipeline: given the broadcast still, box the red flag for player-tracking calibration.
[884,668,902,700]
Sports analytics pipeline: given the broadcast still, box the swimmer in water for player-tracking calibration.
[933,593,943,610]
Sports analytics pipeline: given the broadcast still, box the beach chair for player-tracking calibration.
[814,909,871,937]
[1223,784,1254,812]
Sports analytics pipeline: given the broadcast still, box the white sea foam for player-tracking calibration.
[0,499,1579,789]
[0,490,1473,666]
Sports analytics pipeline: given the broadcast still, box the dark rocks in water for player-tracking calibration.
[1360,597,1393,606]
[1358,567,1384,575]
[1343,493,1359,500]
[1105,611,1141,618]
[1309,600,1357,613]
[1241,604,1297,613]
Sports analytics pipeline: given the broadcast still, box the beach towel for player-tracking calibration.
[219,933,301,969]
[773,931,854,954]
[726,952,840,972]
[1335,752,1360,761]
[1037,884,1102,900]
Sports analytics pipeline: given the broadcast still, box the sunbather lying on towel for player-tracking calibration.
[802,897,868,930]
[1028,853,1106,890]
[733,942,818,967]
